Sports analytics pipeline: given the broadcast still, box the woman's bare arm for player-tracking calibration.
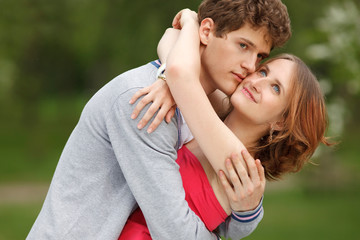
[157,28,180,63]
[165,10,248,175]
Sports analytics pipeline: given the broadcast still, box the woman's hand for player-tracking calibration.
[172,8,198,30]
[218,150,266,212]
[129,78,176,133]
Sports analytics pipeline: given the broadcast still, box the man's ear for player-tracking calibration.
[199,18,215,46]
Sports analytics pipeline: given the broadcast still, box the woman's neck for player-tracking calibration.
[223,112,266,151]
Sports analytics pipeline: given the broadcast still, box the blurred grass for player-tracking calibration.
[244,189,359,239]
[0,203,42,240]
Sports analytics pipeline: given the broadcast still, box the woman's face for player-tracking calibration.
[230,59,295,127]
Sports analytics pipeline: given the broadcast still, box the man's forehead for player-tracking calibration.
[253,26,272,52]
[245,33,272,56]
[242,23,272,52]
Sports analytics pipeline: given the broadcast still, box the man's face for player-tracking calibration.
[200,22,272,96]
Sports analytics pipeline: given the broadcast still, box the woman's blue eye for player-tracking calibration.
[240,43,247,49]
[259,70,267,77]
[273,85,280,93]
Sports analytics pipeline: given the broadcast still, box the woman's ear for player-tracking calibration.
[199,18,214,46]
[272,120,285,131]
[270,119,285,131]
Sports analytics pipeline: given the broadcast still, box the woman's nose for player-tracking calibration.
[251,78,266,92]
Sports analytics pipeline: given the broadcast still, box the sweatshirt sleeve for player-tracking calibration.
[217,198,264,239]
[106,88,218,240]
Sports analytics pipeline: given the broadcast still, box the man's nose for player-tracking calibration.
[241,55,257,74]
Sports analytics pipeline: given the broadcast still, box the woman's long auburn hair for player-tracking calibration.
[251,54,332,181]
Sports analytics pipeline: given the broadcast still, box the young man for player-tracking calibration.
[27,0,291,239]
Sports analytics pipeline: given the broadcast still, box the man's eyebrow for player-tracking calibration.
[239,37,256,48]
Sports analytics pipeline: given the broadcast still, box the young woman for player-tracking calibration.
[121,9,331,239]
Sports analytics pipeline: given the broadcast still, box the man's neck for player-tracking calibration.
[199,45,216,96]
[199,67,216,96]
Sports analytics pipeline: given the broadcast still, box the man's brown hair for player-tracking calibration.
[198,0,292,49]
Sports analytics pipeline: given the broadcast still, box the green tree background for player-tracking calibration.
[0,0,359,239]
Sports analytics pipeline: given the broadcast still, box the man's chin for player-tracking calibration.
[225,83,240,96]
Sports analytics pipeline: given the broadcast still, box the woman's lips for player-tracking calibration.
[241,87,257,103]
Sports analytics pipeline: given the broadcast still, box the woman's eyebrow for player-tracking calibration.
[264,64,284,94]
[275,78,284,94]
[263,64,270,72]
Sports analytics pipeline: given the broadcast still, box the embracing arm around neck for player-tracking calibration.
[165,14,247,176]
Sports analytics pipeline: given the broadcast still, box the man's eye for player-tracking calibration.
[240,43,247,49]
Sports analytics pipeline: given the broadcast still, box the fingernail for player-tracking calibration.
[147,127,153,134]
[226,159,231,166]
[131,114,136,119]
[137,123,143,129]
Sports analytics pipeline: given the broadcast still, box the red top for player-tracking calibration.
[118,146,227,239]
[177,145,228,230]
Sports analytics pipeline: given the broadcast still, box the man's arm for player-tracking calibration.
[106,89,218,239]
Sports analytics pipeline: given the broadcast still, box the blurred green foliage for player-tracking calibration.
[0,0,359,239]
